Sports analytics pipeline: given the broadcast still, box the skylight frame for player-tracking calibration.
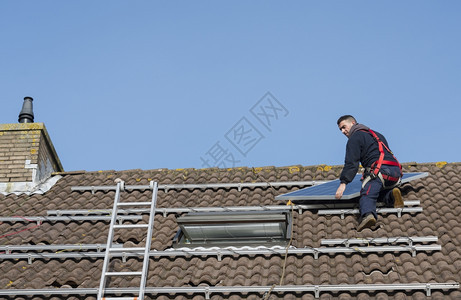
[173,210,292,247]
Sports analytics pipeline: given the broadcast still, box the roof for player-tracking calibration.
[0,162,460,299]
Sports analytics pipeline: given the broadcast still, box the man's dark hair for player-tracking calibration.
[337,115,357,125]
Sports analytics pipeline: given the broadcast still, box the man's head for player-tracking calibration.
[337,115,357,137]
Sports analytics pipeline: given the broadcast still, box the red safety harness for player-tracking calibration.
[361,129,402,189]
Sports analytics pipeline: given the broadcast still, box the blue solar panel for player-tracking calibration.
[275,172,428,201]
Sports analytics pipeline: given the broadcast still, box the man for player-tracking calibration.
[335,115,404,231]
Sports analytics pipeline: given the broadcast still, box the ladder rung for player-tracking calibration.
[105,271,143,276]
[109,247,145,252]
[113,224,149,229]
[117,201,152,206]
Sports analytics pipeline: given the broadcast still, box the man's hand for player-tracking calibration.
[335,183,346,199]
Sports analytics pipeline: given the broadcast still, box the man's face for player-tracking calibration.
[338,119,355,137]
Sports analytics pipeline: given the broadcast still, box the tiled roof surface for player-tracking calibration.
[0,162,460,299]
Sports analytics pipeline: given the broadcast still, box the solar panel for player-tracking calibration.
[275,172,428,201]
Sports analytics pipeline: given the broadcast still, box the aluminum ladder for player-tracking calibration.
[97,180,158,300]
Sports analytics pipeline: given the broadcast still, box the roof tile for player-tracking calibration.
[0,162,460,298]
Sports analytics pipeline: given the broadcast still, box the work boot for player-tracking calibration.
[357,214,376,231]
[392,188,404,208]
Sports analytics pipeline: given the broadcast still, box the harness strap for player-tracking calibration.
[359,128,403,189]
[380,160,400,167]
[361,175,373,189]
[380,173,401,181]
[361,173,402,189]
[378,172,401,189]
[360,129,403,177]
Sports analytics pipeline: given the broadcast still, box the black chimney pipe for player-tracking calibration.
[18,97,34,123]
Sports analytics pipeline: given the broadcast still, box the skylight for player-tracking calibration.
[173,210,292,247]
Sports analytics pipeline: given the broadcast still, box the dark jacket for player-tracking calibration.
[339,124,397,184]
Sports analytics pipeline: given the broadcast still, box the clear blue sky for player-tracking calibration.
[1,1,460,172]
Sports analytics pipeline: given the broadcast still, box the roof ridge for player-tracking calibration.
[49,161,461,177]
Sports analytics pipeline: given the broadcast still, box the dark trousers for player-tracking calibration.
[360,165,401,218]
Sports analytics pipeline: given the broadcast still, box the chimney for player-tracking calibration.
[18,97,34,123]
[0,97,63,193]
